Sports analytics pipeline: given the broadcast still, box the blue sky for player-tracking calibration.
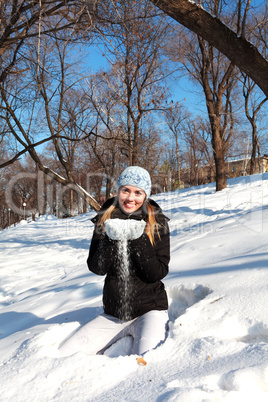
[86,45,207,118]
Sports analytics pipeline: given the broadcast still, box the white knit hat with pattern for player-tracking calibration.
[117,166,151,199]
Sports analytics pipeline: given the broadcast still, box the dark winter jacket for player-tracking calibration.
[87,197,170,321]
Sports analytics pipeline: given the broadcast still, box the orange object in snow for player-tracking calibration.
[137,357,147,366]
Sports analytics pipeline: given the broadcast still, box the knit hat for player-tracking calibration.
[117,166,151,199]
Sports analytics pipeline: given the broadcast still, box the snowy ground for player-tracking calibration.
[0,173,268,402]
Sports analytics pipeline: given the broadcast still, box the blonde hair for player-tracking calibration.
[97,203,160,246]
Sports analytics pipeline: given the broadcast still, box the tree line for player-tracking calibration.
[0,0,267,229]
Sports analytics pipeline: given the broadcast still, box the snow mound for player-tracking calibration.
[219,365,268,397]
[167,284,212,321]
[238,322,268,344]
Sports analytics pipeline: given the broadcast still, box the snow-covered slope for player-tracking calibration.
[0,174,268,402]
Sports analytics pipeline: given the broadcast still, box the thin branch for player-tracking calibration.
[0,128,97,169]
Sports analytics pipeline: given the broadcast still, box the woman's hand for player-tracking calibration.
[105,219,146,241]
[128,220,146,240]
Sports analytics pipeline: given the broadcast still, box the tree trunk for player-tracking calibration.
[132,122,140,166]
[250,121,258,175]
[212,129,227,191]
[175,135,181,187]
[70,189,74,217]
[106,176,112,199]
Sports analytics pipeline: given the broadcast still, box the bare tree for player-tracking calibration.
[89,0,171,166]
[165,103,190,187]
[242,76,268,174]
[1,28,101,211]
[83,73,128,198]
[189,118,215,183]
[0,1,89,82]
[1,0,174,210]
[85,132,125,200]
[182,118,209,185]
[149,0,268,96]
[240,7,268,174]
[0,1,105,211]
[198,37,237,190]
[166,1,245,191]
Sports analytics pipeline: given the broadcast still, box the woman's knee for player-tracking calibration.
[131,310,169,355]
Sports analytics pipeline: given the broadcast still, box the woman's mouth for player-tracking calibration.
[124,202,135,209]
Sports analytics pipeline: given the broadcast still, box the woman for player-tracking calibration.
[59,166,170,359]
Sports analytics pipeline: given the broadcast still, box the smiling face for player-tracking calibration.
[118,185,146,213]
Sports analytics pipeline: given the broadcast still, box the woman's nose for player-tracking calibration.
[127,192,135,200]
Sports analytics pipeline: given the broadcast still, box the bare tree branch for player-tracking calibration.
[149,0,268,96]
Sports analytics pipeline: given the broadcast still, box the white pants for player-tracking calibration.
[59,310,168,357]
